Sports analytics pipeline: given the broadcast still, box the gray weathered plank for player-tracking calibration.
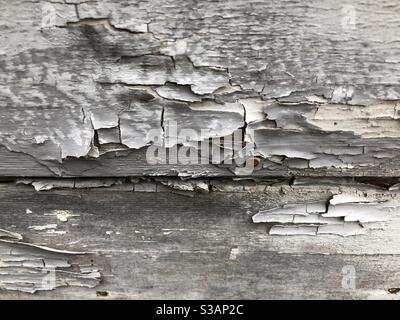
[0,181,400,298]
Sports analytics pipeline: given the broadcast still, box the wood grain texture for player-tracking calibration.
[2,0,400,300]
[0,182,399,298]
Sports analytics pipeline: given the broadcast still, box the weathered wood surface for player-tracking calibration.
[1,0,400,176]
[2,0,400,300]
[0,181,399,299]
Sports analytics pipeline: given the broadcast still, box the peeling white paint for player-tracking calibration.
[28,224,58,231]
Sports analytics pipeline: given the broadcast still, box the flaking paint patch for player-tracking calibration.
[229,247,240,261]
[45,210,80,222]
[0,231,100,293]
[253,191,399,236]
[0,229,23,241]
[28,224,58,231]
[17,179,75,191]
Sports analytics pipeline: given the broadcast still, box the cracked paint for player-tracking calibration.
[252,192,398,236]
[0,229,100,293]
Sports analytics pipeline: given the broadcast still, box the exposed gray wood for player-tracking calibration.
[4,144,400,177]
[0,181,399,298]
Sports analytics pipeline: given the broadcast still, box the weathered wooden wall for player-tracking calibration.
[1,0,400,299]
